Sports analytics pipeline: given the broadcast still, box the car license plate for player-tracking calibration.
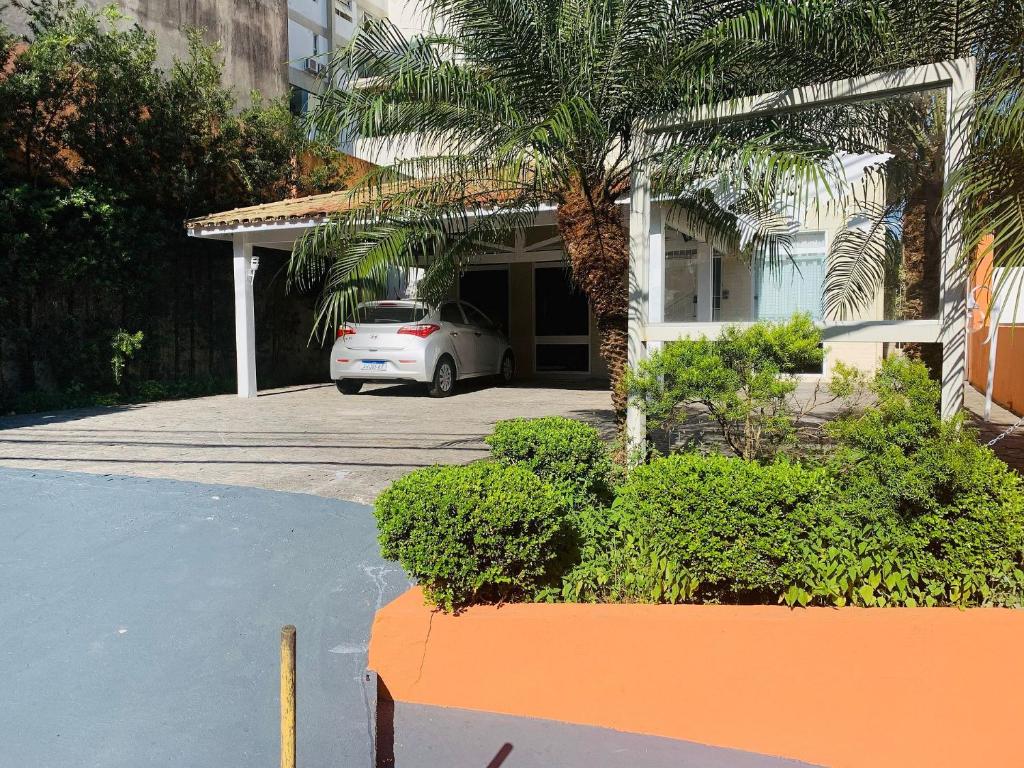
[361,360,387,371]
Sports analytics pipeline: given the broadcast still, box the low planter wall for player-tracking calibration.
[369,587,1024,768]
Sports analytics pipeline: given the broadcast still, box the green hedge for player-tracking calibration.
[486,416,613,509]
[374,462,570,611]
[566,454,841,603]
[375,360,1024,611]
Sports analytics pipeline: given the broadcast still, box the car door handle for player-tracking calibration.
[474,331,482,336]
[450,331,458,336]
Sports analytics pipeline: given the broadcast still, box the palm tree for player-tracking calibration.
[289,0,897,420]
[822,0,1024,330]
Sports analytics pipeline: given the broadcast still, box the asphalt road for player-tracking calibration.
[0,468,409,768]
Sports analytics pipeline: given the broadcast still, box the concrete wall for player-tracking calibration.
[2,0,288,103]
[371,587,1024,768]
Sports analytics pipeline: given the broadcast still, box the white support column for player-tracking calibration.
[232,235,258,398]
[627,166,651,458]
[648,206,666,324]
[939,59,976,419]
[696,243,714,322]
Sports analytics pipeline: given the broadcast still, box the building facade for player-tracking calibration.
[1,0,289,102]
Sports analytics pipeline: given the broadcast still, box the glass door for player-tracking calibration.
[534,265,590,373]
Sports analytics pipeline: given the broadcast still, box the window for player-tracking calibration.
[755,232,827,322]
[534,266,590,373]
[534,267,588,336]
[289,86,310,117]
[354,303,428,324]
[439,302,465,324]
[459,268,509,333]
[335,0,353,21]
[536,344,589,372]
[712,251,723,317]
[664,246,700,321]
[460,303,492,329]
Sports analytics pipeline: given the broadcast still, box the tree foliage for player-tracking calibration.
[822,0,1024,319]
[290,0,901,418]
[0,0,343,406]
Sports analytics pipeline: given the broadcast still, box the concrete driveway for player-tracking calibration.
[0,467,409,768]
[0,381,615,503]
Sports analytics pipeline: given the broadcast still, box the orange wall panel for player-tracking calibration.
[970,325,1024,415]
[370,587,1024,768]
[967,235,1023,415]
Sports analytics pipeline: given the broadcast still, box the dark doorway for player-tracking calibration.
[459,267,510,333]
[534,265,590,373]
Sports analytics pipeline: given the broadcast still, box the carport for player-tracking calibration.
[186,201,611,391]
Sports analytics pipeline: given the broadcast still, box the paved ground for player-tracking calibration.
[965,385,1024,471]
[0,381,615,504]
[384,703,820,768]
[0,468,409,768]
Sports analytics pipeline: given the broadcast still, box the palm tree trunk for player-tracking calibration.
[900,178,943,376]
[555,180,630,421]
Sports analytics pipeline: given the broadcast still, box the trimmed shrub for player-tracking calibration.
[486,416,613,508]
[374,462,569,611]
[375,358,1024,610]
[599,453,838,602]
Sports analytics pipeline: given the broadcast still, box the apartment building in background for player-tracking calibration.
[286,0,425,153]
[1,0,289,102]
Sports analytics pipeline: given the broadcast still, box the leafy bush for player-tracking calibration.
[110,329,144,389]
[562,509,700,603]
[625,314,824,460]
[824,355,941,452]
[1,3,356,406]
[376,358,1024,610]
[601,453,837,602]
[780,358,1024,607]
[374,462,570,611]
[486,417,613,508]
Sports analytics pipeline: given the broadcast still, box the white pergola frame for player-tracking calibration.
[627,57,977,450]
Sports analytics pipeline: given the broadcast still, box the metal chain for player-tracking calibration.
[986,413,1024,447]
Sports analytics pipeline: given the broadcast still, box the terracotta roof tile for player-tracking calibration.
[185,178,542,231]
[185,188,369,229]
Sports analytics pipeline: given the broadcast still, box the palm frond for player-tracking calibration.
[822,202,903,320]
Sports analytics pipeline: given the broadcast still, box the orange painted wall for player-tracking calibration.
[370,588,1024,768]
[967,236,1024,415]
[970,325,1024,415]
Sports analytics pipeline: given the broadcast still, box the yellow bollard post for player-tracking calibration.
[280,625,296,768]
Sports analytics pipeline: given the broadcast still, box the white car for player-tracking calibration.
[330,300,515,396]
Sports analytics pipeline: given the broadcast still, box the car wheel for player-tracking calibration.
[498,350,515,385]
[336,380,362,395]
[428,356,456,397]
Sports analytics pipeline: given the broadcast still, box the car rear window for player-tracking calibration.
[355,304,428,324]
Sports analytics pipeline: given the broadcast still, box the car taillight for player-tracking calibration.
[397,323,440,338]
[336,324,356,338]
